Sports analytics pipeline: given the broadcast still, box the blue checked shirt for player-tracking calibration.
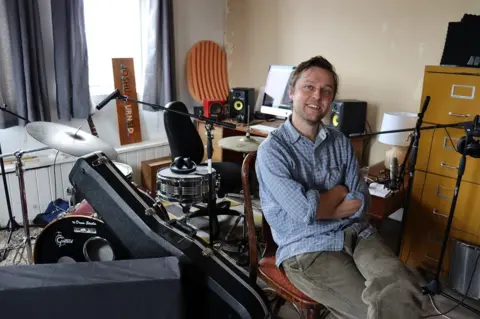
[255,116,373,267]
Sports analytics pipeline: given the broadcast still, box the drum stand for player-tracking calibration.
[179,122,243,243]
[0,146,50,264]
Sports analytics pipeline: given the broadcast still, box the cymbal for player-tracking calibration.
[26,121,118,160]
[218,135,265,153]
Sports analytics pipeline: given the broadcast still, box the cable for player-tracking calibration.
[365,120,372,134]
[421,253,480,318]
[428,295,452,319]
[443,128,459,153]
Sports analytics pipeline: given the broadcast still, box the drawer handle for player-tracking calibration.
[450,84,475,100]
[440,162,458,170]
[448,112,471,118]
[436,185,454,200]
[425,254,439,262]
[442,136,460,151]
[433,209,448,218]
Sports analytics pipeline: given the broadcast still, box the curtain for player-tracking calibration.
[0,0,51,128]
[51,0,91,121]
[142,0,176,111]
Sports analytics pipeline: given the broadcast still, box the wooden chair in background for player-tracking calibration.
[241,151,329,319]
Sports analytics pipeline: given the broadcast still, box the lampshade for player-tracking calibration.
[378,112,418,146]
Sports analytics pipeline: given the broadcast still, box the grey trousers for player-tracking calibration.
[282,227,425,319]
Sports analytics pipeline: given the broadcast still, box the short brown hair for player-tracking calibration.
[290,56,339,99]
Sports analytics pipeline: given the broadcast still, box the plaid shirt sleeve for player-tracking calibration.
[256,140,320,225]
[341,138,371,220]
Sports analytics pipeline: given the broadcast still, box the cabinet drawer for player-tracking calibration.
[421,72,480,124]
[417,127,480,184]
[198,124,223,162]
[409,218,480,275]
[417,173,480,235]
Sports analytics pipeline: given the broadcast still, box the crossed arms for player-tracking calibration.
[317,185,362,220]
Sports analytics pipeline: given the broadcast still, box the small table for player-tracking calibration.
[366,162,407,229]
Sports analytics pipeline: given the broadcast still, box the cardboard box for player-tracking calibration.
[141,157,171,194]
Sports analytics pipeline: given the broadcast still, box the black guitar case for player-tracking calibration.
[68,152,271,319]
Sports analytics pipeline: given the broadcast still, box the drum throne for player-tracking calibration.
[163,102,246,244]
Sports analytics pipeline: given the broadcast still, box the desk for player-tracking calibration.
[195,119,369,165]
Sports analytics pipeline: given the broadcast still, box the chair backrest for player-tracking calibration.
[241,152,278,282]
[163,102,204,164]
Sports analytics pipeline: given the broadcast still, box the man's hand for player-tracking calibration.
[316,185,348,220]
[333,199,361,219]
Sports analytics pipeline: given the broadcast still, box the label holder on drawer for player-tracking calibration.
[436,185,454,200]
[450,84,475,100]
[442,136,460,151]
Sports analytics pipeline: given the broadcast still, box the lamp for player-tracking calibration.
[378,112,418,168]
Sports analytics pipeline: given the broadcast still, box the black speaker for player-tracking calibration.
[441,15,480,68]
[330,99,367,137]
[228,87,254,123]
[0,258,184,319]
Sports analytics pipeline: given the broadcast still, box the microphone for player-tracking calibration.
[389,157,399,190]
[96,89,120,110]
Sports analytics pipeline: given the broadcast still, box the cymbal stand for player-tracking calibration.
[0,146,50,264]
[0,142,21,262]
[0,104,27,262]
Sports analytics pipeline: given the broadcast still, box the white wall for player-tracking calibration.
[0,0,227,160]
[225,0,480,165]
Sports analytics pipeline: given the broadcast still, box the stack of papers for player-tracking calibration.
[368,182,392,198]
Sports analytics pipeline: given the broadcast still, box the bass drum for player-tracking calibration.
[33,201,129,264]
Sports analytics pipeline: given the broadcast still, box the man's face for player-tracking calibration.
[289,67,335,125]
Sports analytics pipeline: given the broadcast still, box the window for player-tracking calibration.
[83,0,145,96]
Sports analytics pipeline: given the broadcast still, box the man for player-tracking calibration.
[255,56,425,319]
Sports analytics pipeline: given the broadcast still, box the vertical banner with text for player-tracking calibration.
[112,58,143,145]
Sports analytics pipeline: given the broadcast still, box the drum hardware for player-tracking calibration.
[0,104,26,262]
[0,146,51,264]
[107,90,237,244]
[214,113,262,262]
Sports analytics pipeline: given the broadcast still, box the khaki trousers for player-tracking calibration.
[282,227,425,319]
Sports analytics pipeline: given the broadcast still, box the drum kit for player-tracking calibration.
[0,96,267,266]
[2,127,265,265]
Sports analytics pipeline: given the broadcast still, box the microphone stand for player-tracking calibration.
[115,93,237,246]
[351,98,480,315]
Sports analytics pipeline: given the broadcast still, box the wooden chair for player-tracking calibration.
[241,152,329,319]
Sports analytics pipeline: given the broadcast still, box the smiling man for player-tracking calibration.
[255,56,425,318]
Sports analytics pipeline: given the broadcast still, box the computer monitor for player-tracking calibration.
[260,65,295,118]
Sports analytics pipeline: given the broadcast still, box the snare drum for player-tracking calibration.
[156,166,218,204]
[113,161,133,181]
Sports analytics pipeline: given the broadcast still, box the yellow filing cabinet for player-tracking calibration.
[400,66,480,278]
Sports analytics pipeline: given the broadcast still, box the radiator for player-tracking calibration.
[0,144,171,227]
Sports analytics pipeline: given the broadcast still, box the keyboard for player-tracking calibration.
[250,124,278,134]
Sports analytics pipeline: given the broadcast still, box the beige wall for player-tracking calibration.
[225,0,480,165]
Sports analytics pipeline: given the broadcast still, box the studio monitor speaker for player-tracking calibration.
[330,99,367,137]
[203,99,226,120]
[228,87,254,123]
